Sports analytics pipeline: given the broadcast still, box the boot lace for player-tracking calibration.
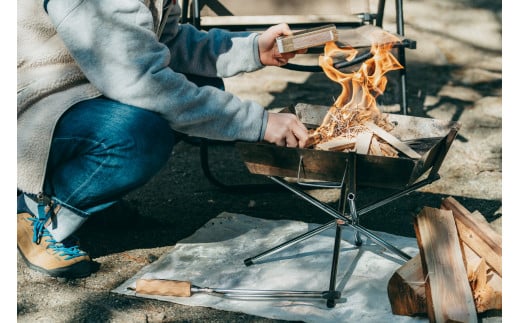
[29,217,88,260]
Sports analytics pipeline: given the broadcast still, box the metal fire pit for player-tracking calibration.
[236,103,461,190]
[235,104,461,308]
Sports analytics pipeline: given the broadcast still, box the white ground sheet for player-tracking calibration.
[113,212,427,322]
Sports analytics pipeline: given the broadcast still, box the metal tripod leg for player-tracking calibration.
[348,194,362,246]
[327,220,344,308]
[243,153,443,265]
[243,220,337,266]
[244,174,440,265]
[344,153,362,246]
[325,154,357,308]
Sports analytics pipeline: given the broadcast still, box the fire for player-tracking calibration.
[307,31,404,156]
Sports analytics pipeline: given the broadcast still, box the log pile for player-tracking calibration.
[387,197,502,320]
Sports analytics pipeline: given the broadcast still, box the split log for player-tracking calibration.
[368,136,383,156]
[441,197,502,276]
[388,200,502,316]
[463,244,502,312]
[414,206,478,323]
[354,132,372,155]
[388,248,502,316]
[364,122,421,159]
[387,254,427,316]
[315,136,355,151]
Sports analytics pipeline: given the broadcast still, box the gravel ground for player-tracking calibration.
[16,0,504,322]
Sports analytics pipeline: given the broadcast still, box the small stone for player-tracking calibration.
[146,312,166,322]
[147,254,159,263]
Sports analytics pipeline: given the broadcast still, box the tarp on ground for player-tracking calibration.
[112,212,426,322]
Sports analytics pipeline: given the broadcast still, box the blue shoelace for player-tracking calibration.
[29,216,88,260]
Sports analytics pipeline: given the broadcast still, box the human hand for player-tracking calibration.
[263,112,309,148]
[257,23,307,66]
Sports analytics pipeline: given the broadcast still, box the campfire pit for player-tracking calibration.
[236,104,460,190]
[235,104,460,308]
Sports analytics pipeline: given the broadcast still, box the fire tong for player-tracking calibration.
[128,278,341,301]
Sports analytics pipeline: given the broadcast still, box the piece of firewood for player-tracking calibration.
[441,197,502,276]
[441,197,502,251]
[276,24,338,53]
[379,141,398,157]
[456,217,502,277]
[414,207,478,323]
[354,132,372,155]
[369,136,383,156]
[463,244,502,312]
[315,136,355,151]
[388,244,502,316]
[364,122,421,159]
[387,254,428,316]
[388,203,502,316]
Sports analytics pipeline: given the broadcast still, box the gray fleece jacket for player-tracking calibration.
[17,0,269,195]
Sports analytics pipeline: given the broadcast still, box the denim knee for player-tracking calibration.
[45,98,176,212]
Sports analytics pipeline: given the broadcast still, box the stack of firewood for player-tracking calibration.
[387,197,502,322]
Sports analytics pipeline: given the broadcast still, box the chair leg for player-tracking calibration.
[395,0,409,115]
[397,49,409,115]
[181,0,189,24]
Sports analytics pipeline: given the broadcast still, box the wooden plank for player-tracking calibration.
[456,217,502,276]
[441,197,502,276]
[364,122,421,159]
[276,24,338,53]
[414,207,478,323]
[441,197,502,252]
[354,131,372,155]
[315,136,355,151]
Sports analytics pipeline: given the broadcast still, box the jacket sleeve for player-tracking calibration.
[158,7,263,78]
[45,0,268,142]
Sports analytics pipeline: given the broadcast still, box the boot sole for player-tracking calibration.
[17,247,93,279]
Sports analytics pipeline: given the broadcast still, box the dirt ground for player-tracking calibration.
[16,0,503,322]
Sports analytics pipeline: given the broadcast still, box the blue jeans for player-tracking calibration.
[44,98,176,215]
[25,75,224,241]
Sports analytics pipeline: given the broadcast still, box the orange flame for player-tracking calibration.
[310,33,404,145]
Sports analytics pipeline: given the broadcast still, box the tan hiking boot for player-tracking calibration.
[17,194,93,278]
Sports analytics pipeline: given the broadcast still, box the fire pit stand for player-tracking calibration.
[243,154,440,308]
[236,105,461,308]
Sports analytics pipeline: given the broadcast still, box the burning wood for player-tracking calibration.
[306,30,411,158]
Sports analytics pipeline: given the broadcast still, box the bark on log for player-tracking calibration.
[387,254,427,316]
